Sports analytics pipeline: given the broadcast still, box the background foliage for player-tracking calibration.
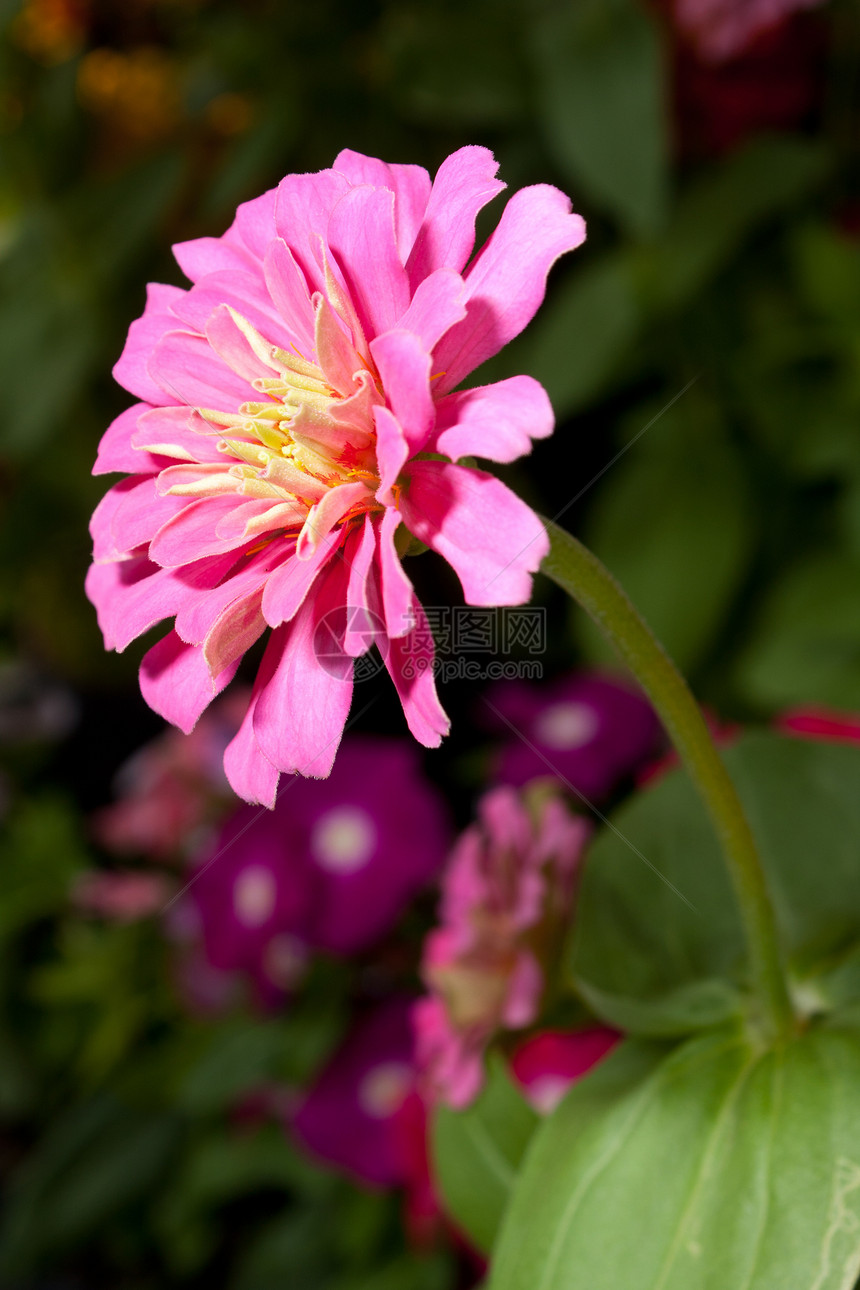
[0,0,859,1285]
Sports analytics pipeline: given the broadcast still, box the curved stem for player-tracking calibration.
[542,520,794,1042]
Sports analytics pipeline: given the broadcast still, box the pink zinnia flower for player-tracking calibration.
[71,869,170,922]
[91,689,246,859]
[414,785,589,1108]
[671,0,826,62]
[87,148,586,806]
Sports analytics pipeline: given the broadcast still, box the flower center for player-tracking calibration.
[358,1061,413,1119]
[233,864,277,927]
[164,308,383,554]
[533,701,599,751]
[310,805,377,874]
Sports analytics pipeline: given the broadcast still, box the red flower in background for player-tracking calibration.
[651,0,828,157]
[670,0,826,63]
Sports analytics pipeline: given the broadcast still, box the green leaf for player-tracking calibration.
[154,1125,317,1275]
[636,138,832,313]
[382,0,526,127]
[230,1206,334,1290]
[0,795,89,941]
[576,979,744,1038]
[491,1026,860,1290]
[735,554,860,711]
[530,0,668,237]
[0,1096,178,1277]
[577,396,753,674]
[70,153,184,284]
[432,1053,539,1253]
[791,221,860,328]
[177,1019,293,1114]
[572,733,860,1028]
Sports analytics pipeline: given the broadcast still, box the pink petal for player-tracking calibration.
[172,269,298,354]
[399,461,549,605]
[321,368,381,437]
[175,546,280,645]
[385,596,450,747]
[370,329,434,451]
[430,375,554,464]
[406,146,505,288]
[343,517,382,657]
[373,406,410,507]
[253,566,354,778]
[203,585,267,676]
[332,149,432,259]
[317,241,369,358]
[326,186,411,339]
[155,461,241,498]
[480,784,533,858]
[433,185,587,394]
[223,681,281,808]
[90,475,187,562]
[313,292,365,398]
[147,330,257,411]
[132,406,225,464]
[396,268,467,353]
[502,952,544,1029]
[215,497,306,541]
[90,480,138,563]
[274,169,352,293]
[139,630,238,734]
[204,305,279,383]
[113,283,185,405]
[260,456,329,501]
[232,185,278,260]
[85,557,188,652]
[263,240,316,358]
[149,495,258,567]
[261,527,344,627]
[376,507,415,639]
[173,231,256,283]
[93,404,159,475]
[297,482,370,559]
[413,996,485,1109]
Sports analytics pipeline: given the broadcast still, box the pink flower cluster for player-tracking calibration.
[92,690,246,858]
[672,0,826,62]
[88,148,586,806]
[414,785,589,1108]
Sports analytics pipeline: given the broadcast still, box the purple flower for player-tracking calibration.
[291,998,416,1187]
[185,803,314,1004]
[281,734,450,954]
[183,735,449,1003]
[487,672,660,801]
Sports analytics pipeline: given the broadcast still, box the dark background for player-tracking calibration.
[0,0,859,1284]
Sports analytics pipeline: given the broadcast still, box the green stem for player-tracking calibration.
[542,520,794,1042]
